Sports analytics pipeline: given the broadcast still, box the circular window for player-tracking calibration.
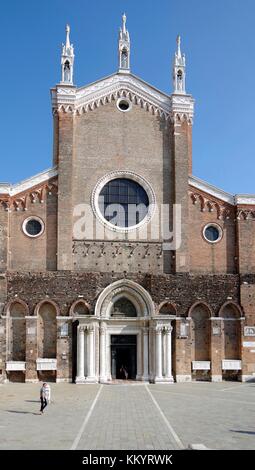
[117,98,131,112]
[92,171,156,232]
[99,178,149,228]
[203,224,222,243]
[22,217,44,238]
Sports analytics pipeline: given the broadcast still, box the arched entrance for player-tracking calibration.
[95,279,154,383]
[74,279,156,383]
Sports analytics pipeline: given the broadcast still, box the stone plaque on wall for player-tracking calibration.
[244,326,255,337]
[180,322,189,337]
[222,360,242,370]
[27,327,36,335]
[60,323,69,337]
[212,326,221,335]
[243,341,255,348]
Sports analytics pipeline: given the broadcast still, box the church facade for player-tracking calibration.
[1,16,255,384]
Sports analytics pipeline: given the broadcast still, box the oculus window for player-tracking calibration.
[203,224,222,243]
[22,217,44,238]
[98,178,149,228]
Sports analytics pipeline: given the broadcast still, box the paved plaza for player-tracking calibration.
[0,381,254,450]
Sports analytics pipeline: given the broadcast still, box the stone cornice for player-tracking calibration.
[236,209,255,220]
[235,195,255,205]
[0,168,58,212]
[189,178,255,221]
[170,93,194,124]
[0,168,58,197]
[189,175,234,205]
[51,72,194,122]
[189,185,234,220]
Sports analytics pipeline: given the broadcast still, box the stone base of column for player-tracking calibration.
[141,375,150,382]
[136,374,142,381]
[75,376,86,384]
[85,376,97,383]
[211,375,222,382]
[241,374,255,382]
[154,376,174,384]
[99,376,108,383]
[56,378,72,383]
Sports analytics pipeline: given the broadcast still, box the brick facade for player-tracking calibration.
[0,25,255,384]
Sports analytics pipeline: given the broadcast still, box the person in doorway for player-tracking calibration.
[40,382,50,414]
[120,365,128,380]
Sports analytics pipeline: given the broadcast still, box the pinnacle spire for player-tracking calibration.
[61,23,75,85]
[173,34,186,94]
[118,13,130,73]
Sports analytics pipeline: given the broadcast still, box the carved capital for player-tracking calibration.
[163,325,173,334]
[100,322,107,335]
[155,326,163,334]
[87,324,94,333]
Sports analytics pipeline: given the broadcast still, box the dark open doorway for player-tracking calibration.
[111,335,137,380]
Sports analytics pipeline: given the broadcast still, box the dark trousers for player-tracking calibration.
[40,397,48,412]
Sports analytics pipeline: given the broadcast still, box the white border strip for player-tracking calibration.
[145,384,185,449]
[70,384,103,450]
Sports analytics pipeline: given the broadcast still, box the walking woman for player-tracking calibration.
[40,382,50,414]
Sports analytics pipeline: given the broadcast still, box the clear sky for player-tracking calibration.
[1,0,254,194]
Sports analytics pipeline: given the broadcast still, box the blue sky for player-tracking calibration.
[1,0,254,194]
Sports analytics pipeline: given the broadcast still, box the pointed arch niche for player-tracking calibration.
[8,301,28,362]
[36,301,58,359]
[220,302,242,379]
[189,303,211,380]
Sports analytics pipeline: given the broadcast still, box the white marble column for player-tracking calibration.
[99,323,107,383]
[87,325,96,383]
[155,327,163,382]
[149,326,154,381]
[106,332,111,379]
[142,327,149,381]
[136,331,142,380]
[165,326,174,382]
[76,326,85,383]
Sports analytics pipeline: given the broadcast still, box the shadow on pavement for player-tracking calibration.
[6,410,40,416]
[230,430,255,435]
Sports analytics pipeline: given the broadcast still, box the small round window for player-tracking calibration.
[22,217,44,238]
[203,224,222,244]
[117,98,131,112]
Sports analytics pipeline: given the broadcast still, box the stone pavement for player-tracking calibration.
[0,381,254,450]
